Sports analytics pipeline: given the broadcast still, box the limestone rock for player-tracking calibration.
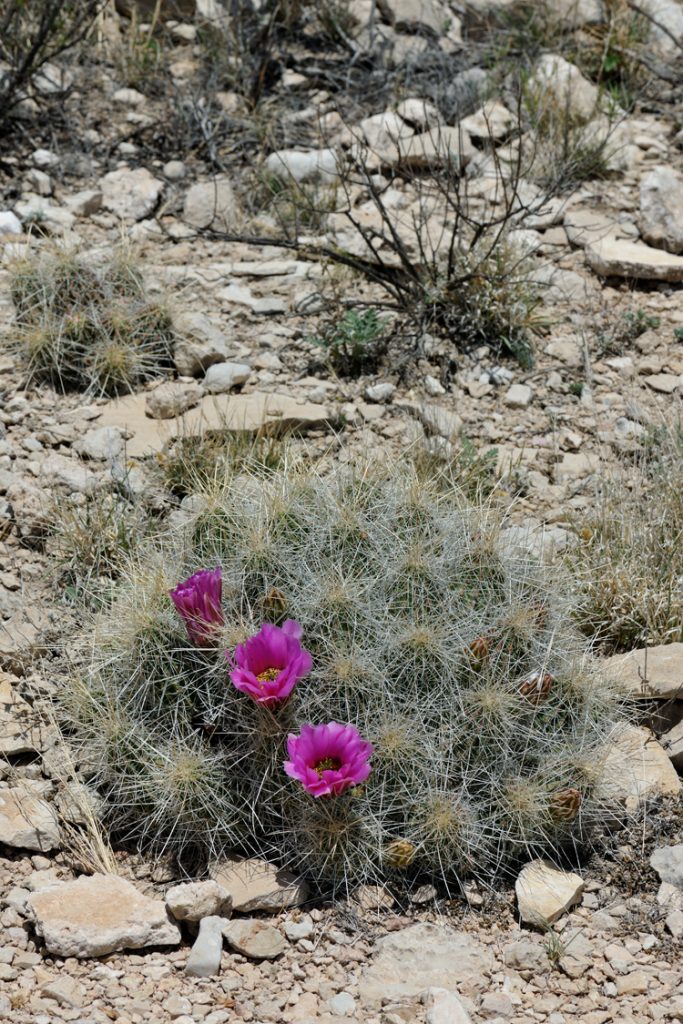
[650,845,683,890]
[0,786,59,851]
[204,362,252,394]
[599,725,682,811]
[529,54,600,123]
[358,923,493,1006]
[264,149,339,184]
[397,126,475,170]
[173,311,233,376]
[395,97,441,129]
[424,987,472,1024]
[640,166,683,254]
[462,101,514,141]
[377,0,461,38]
[504,384,533,408]
[603,643,683,700]
[74,426,125,461]
[359,111,413,151]
[145,381,203,419]
[183,178,238,231]
[165,880,232,922]
[564,208,621,248]
[96,392,335,458]
[586,238,683,282]
[643,0,683,54]
[515,860,584,927]
[210,856,309,913]
[28,874,181,957]
[0,672,42,755]
[185,915,225,977]
[222,919,286,959]
[101,168,163,221]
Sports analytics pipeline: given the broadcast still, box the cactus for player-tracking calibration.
[64,463,630,892]
[8,245,174,394]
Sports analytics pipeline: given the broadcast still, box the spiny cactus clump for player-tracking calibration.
[9,246,174,394]
[64,464,629,892]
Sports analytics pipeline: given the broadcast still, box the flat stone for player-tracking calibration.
[222,919,286,959]
[365,382,395,403]
[503,939,548,974]
[358,923,493,1007]
[640,166,683,254]
[40,975,85,1008]
[504,383,533,408]
[461,101,514,141]
[603,643,683,700]
[413,402,463,439]
[210,856,309,913]
[166,881,232,922]
[586,238,683,282]
[39,453,97,494]
[0,786,59,851]
[63,190,103,217]
[185,915,225,977]
[173,311,233,376]
[396,98,441,129]
[515,860,584,927]
[396,126,475,170]
[95,392,335,457]
[28,873,181,957]
[645,373,682,393]
[666,909,683,937]
[183,178,238,231]
[424,987,472,1024]
[101,167,163,221]
[0,211,22,236]
[599,725,682,811]
[0,672,42,755]
[650,845,683,889]
[145,381,203,419]
[552,451,600,482]
[564,209,620,248]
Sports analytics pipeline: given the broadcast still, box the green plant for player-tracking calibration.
[9,246,175,395]
[158,432,286,499]
[572,0,650,109]
[595,306,660,357]
[566,425,683,651]
[310,308,389,376]
[64,462,630,893]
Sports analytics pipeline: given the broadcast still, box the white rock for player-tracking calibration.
[603,643,683,700]
[424,374,445,396]
[396,126,475,170]
[264,148,339,184]
[0,673,41,756]
[586,237,683,282]
[0,787,60,851]
[462,101,515,141]
[166,880,232,923]
[359,111,413,151]
[504,383,533,408]
[424,987,472,1024]
[210,857,309,913]
[204,362,252,393]
[359,924,493,1006]
[101,167,164,221]
[28,874,181,957]
[327,992,356,1016]
[33,63,73,95]
[642,0,683,53]
[32,148,59,169]
[528,54,600,123]
[40,453,96,494]
[599,725,682,810]
[173,312,233,376]
[516,860,584,926]
[661,717,683,768]
[145,381,203,419]
[283,918,314,941]
[365,382,395,403]
[0,211,22,236]
[164,160,186,180]
[74,426,125,461]
[396,98,441,129]
[113,87,146,106]
[183,178,238,231]
[185,915,225,977]
[650,845,683,890]
[378,0,461,37]
[640,166,683,254]
[222,918,286,959]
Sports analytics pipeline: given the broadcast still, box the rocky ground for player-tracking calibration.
[1,0,683,1022]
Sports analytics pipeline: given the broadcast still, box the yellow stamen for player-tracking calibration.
[314,757,342,777]
[256,668,280,684]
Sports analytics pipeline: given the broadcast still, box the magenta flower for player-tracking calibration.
[284,722,373,797]
[228,620,312,705]
[170,567,223,647]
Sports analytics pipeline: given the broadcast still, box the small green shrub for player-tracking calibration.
[65,462,629,892]
[566,426,683,651]
[594,307,660,357]
[9,247,174,394]
[310,308,389,376]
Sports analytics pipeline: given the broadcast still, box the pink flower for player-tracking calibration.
[170,567,223,647]
[284,722,373,797]
[228,620,312,705]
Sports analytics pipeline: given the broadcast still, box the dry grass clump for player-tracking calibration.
[566,425,683,652]
[63,461,630,893]
[9,246,174,394]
